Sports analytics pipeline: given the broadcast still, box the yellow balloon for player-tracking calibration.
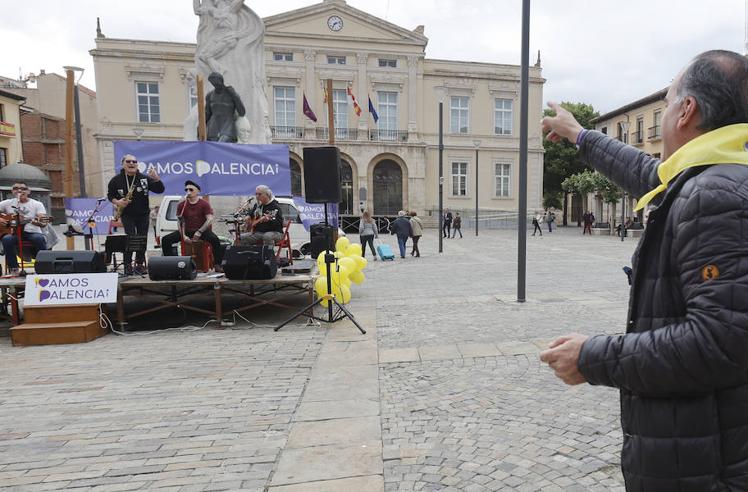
[349,270,365,285]
[355,256,368,270]
[346,244,363,257]
[314,276,328,294]
[337,264,352,280]
[335,237,351,252]
[338,257,357,273]
[340,285,352,304]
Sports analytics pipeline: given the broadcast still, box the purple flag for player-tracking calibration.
[303,93,318,122]
[368,96,379,123]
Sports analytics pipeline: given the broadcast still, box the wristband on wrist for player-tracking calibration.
[575,129,588,148]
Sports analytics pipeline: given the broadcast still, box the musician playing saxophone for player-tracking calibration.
[107,154,164,274]
[0,181,49,275]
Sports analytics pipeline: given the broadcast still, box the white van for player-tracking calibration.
[155,196,343,257]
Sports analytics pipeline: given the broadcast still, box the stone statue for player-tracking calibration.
[205,72,245,142]
[187,0,269,144]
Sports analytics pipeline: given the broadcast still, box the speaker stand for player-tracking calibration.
[275,203,365,334]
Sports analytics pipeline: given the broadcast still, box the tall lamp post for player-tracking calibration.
[517,0,531,303]
[473,139,481,236]
[620,192,626,242]
[437,88,446,253]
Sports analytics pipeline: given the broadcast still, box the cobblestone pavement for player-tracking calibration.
[366,227,633,491]
[0,226,636,490]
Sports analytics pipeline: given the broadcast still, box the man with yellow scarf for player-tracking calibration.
[539,50,748,490]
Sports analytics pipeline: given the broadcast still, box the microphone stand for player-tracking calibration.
[84,200,105,251]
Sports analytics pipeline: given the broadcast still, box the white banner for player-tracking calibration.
[24,273,118,306]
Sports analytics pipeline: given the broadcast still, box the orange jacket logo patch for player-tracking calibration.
[702,265,720,281]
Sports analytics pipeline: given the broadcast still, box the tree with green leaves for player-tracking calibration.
[543,102,599,225]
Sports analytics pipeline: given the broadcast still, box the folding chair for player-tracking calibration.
[275,219,293,266]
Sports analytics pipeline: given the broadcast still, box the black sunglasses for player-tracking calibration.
[124,160,138,164]
[185,187,197,192]
[12,187,28,191]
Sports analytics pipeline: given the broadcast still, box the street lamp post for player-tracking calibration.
[621,192,626,242]
[438,100,444,253]
[473,139,481,236]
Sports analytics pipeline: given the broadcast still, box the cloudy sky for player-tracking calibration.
[1,0,745,114]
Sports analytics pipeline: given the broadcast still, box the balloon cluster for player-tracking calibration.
[314,236,369,307]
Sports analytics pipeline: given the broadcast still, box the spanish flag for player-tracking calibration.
[347,87,362,117]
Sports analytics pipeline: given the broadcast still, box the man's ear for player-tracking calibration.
[677,96,700,130]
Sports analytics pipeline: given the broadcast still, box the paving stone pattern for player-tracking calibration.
[0,227,637,490]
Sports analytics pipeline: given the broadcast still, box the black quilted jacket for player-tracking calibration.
[577,131,748,491]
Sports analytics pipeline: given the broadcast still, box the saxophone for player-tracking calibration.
[113,180,136,221]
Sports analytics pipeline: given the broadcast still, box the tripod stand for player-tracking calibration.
[275,203,365,334]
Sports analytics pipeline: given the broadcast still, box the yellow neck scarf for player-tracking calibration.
[634,123,748,211]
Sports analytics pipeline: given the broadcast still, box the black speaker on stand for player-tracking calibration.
[275,146,365,335]
[303,146,342,203]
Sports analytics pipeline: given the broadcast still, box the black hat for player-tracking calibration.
[184,180,201,191]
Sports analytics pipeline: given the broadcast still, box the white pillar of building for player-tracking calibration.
[357,53,369,138]
[407,55,418,135]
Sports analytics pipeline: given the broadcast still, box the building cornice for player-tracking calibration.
[264,1,428,46]
[591,87,668,124]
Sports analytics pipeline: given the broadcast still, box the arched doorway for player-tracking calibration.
[373,160,402,215]
[290,159,302,197]
[339,160,354,214]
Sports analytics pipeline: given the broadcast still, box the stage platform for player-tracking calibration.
[0,265,318,332]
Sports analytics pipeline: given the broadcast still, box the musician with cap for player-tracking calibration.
[161,180,224,272]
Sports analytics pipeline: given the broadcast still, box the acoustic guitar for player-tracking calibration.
[0,213,52,238]
[246,209,278,233]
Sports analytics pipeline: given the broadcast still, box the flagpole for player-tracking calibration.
[327,79,335,145]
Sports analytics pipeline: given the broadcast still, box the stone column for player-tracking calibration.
[357,53,369,140]
[407,55,419,135]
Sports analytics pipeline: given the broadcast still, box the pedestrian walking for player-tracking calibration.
[546,209,555,232]
[582,211,594,234]
[358,210,378,260]
[442,209,453,238]
[390,210,412,259]
[409,211,423,257]
[539,50,748,490]
[531,212,543,236]
[451,212,463,238]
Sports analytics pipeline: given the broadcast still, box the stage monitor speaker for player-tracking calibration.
[35,250,107,274]
[310,223,334,259]
[222,245,277,280]
[303,146,342,203]
[147,256,197,281]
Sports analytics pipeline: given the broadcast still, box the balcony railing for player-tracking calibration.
[630,131,643,145]
[315,128,358,141]
[270,126,304,140]
[368,129,409,142]
[647,125,661,140]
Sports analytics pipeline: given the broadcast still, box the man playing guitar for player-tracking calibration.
[161,180,224,272]
[0,181,49,275]
[107,154,164,274]
[240,185,284,246]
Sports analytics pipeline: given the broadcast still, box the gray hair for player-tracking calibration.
[398,210,406,216]
[256,185,273,199]
[674,50,748,132]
